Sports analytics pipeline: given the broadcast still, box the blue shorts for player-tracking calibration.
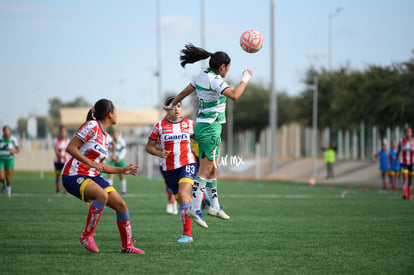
[62,175,115,203]
[400,164,414,174]
[160,163,197,194]
[54,162,65,171]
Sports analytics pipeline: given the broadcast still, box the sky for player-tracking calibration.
[1,0,413,129]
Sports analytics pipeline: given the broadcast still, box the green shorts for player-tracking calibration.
[108,159,126,168]
[0,158,15,170]
[194,121,222,161]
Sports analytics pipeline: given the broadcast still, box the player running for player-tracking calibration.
[397,127,414,200]
[62,99,145,254]
[165,44,253,228]
[146,96,197,242]
[53,125,70,194]
[0,125,20,198]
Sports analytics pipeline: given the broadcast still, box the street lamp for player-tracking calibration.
[311,76,318,182]
[328,7,343,71]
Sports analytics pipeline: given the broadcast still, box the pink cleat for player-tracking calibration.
[121,240,145,254]
[80,235,99,253]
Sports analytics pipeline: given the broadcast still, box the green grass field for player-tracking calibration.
[0,171,413,274]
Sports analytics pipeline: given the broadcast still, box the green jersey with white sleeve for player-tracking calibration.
[0,136,19,160]
[190,70,229,124]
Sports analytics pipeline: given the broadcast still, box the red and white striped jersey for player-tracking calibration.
[53,138,70,163]
[149,118,196,171]
[398,137,414,165]
[63,120,109,177]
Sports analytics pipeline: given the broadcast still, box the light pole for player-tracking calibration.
[269,0,277,172]
[328,7,343,71]
[156,0,162,118]
[311,76,318,183]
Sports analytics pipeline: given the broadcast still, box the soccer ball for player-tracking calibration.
[240,30,264,53]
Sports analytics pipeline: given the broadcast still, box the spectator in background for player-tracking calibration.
[0,125,20,198]
[324,143,336,179]
[53,125,70,194]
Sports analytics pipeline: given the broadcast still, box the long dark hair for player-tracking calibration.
[180,43,231,71]
[86,99,115,121]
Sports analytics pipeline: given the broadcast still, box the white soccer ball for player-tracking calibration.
[240,29,264,53]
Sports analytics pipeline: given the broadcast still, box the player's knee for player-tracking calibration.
[177,190,190,204]
[96,191,109,205]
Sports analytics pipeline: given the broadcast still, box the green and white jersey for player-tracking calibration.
[190,70,229,124]
[0,136,19,160]
[114,137,127,160]
[108,136,127,160]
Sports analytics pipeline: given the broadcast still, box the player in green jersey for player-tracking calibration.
[0,125,20,198]
[165,44,253,228]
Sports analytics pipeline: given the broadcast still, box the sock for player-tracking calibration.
[107,178,113,186]
[116,211,132,248]
[180,203,192,237]
[167,189,174,203]
[191,177,207,211]
[403,183,408,197]
[56,178,60,192]
[121,179,127,194]
[6,185,11,197]
[82,200,105,236]
[206,179,220,210]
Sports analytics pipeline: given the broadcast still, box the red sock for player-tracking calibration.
[403,185,409,198]
[82,205,103,236]
[202,192,206,201]
[180,206,192,237]
[117,220,132,248]
[56,178,60,192]
[167,189,175,203]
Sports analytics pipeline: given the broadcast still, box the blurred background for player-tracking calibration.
[1,0,413,183]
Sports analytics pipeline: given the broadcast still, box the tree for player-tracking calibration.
[48,96,91,135]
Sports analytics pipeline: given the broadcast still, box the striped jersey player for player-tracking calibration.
[63,120,109,177]
[147,97,197,243]
[397,127,414,200]
[149,118,196,171]
[52,126,70,193]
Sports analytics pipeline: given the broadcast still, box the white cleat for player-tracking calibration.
[186,209,208,228]
[208,208,230,220]
[172,201,178,215]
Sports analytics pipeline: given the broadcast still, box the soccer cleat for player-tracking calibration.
[172,201,178,215]
[186,209,208,228]
[177,235,193,243]
[80,235,99,253]
[208,208,230,220]
[121,240,145,254]
[166,202,178,214]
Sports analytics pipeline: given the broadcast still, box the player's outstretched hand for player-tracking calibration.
[123,164,139,176]
[242,69,253,83]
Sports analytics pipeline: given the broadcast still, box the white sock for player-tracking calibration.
[121,179,127,194]
[107,178,113,186]
[207,186,220,210]
[6,185,11,197]
[191,177,206,211]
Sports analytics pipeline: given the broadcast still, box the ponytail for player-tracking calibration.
[180,43,231,71]
[180,43,213,68]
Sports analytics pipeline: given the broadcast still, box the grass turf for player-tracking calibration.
[0,171,413,274]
